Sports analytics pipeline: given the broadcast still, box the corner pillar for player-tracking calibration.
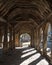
[3,24,8,53]
[0,28,2,47]
[37,29,41,51]
[43,25,47,56]
[31,29,35,47]
[9,28,13,50]
[12,28,15,50]
[50,22,52,64]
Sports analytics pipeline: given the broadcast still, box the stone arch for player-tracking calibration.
[15,23,32,47]
[19,33,31,47]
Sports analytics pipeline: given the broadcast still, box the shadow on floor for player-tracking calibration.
[0,47,51,65]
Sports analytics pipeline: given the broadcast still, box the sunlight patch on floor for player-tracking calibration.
[21,42,30,47]
[47,52,51,57]
[21,50,37,58]
[0,47,2,49]
[22,48,34,53]
[36,59,49,65]
[15,47,28,49]
[22,42,30,45]
[20,53,41,65]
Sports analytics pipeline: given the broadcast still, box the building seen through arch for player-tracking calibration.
[20,33,31,47]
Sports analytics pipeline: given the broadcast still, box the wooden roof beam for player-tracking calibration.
[0,17,6,22]
[36,12,52,29]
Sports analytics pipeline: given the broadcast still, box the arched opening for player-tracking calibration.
[20,33,31,47]
[47,23,52,57]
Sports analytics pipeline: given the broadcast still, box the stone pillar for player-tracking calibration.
[3,24,8,53]
[43,25,47,55]
[9,28,15,51]
[36,30,39,50]
[34,31,36,48]
[34,31,37,49]
[37,29,41,51]
[9,28,12,50]
[50,22,52,64]
[0,28,2,47]
[15,34,19,47]
[31,29,35,47]
[18,32,20,47]
[12,28,15,50]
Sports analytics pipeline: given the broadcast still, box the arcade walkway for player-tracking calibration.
[0,0,52,65]
[0,47,51,65]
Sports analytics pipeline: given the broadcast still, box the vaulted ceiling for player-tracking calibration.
[0,0,52,32]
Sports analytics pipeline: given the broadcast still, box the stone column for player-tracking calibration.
[18,32,20,47]
[43,25,47,55]
[34,31,37,49]
[12,28,15,50]
[34,31,36,48]
[31,29,35,47]
[3,24,8,53]
[0,28,2,47]
[9,28,15,50]
[36,30,39,50]
[9,28,12,50]
[37,29,41,51]
[15,34,18,47]
[50,22,52,64]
